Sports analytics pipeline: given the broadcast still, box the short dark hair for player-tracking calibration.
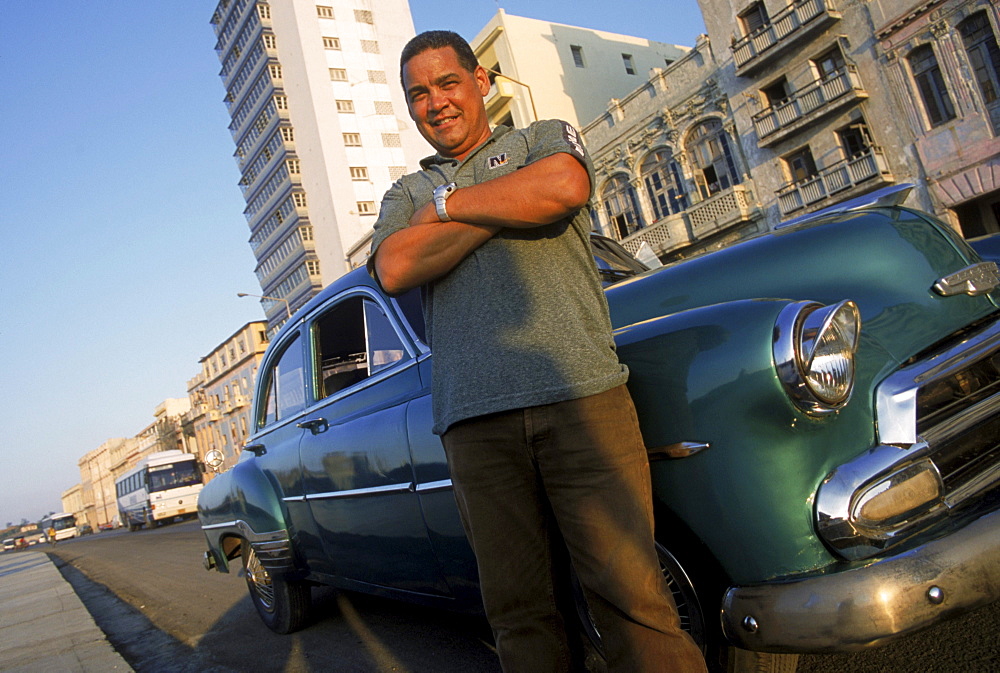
[400,30,480,85]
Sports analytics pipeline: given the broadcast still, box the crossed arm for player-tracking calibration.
[373,152,591,296]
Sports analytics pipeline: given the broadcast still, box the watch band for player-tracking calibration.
[434,182,457,222]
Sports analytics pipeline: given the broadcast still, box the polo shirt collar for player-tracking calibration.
[419,124,513,170]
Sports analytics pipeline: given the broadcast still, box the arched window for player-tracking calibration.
[601,175,644,240]
[909,45,956,127]
[641,149,688,220]
[685,119,740,200]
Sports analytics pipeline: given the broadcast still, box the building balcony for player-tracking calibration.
[777,147,894,216]
[732,0,842,77]
[617,185,758,258]
[687,184,758,239]
[485,78,515,113]
[752,65,867,146]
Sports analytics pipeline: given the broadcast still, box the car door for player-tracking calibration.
[296,290,451,595]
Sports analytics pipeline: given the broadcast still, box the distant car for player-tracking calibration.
[2,539,14,552]
[199,187,1000,673]
[77,523,94,536]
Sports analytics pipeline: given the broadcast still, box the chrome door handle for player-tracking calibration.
[296,417,329,434]
[245,443,266,457]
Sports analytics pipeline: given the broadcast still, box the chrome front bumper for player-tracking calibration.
[721,508,1000,653]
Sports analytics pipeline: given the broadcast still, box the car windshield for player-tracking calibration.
[148,461,202,492]
[590,235,649,285]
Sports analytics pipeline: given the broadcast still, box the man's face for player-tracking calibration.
[402,46,492,160]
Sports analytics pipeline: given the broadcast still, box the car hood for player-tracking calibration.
[607,207,999,363]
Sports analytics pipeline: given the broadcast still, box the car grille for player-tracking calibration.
[916,351,1000,507]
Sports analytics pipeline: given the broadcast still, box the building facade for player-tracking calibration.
[471,10,691,130]
[696,0,1000,234]
[582,35,768,261]
[187,321,269,473]
[78,438,132,530]
[210,0,428,331]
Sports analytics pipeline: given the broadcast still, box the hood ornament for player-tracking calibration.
[933,262,1000,296]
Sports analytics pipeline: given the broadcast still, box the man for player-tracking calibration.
[369,31,706,673]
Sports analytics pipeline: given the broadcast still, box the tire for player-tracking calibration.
[575,541,799,673]
[241,543,311,634]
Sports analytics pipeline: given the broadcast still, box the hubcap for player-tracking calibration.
[245,546,276,611]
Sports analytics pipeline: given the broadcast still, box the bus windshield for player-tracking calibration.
[148,461,202,492]
[48,515,76,531]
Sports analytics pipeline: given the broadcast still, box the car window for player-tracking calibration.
[259,334,305,428]
[313,295,409,400]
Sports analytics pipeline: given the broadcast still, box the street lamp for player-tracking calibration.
[237,292,292,321]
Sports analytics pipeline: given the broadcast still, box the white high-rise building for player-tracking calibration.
[210,0,428,329]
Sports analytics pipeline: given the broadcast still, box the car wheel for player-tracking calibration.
[575,541,798,673]
[241,543,311,634]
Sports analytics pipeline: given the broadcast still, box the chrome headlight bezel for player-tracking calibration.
[773,300,861,415]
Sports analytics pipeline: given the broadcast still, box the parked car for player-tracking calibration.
[198,186,1000,672]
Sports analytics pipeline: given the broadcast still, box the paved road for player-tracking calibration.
[49,521,998,672]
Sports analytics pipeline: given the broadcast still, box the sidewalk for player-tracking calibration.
[0,549,132,672]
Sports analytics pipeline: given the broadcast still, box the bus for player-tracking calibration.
[40,513,78,541]
[116,450,204,531]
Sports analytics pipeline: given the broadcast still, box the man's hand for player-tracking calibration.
[373,152,591,295]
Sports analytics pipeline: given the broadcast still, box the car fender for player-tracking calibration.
[615,298,864,582]
[198,459,292,574]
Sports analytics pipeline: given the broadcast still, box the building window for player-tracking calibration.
[784,147,818,183]
[263,34,277,50]
[909,44,956,127]
[571,45,585,68]
[739,2,769,36]
[268,64,282,80]
[382,133,401,147]
[361,40,380,54]
[354,9,373,23]
[258,5,271,20]
[336,99,355,113]
[813,47,846,81]
[281,127,295,142]
[274,95,288,110]
[959,11,1000,134]
[837,123,873,159]
[760,77,790,107]
[317,6,334,19]
[374,101,394,115]
[368,70,387,84]
[293,192,307,208]
[300,225,313,241]
[622,54,636,75]
[389,166,407,181]
[287,159,300,174]
[329,68,347,81]
[323,36,341,50]
[601,175,644,240]
[641,149,688,219]
[685,118,740,198]
[343,132,362,146]
[357,201,376,215]
[306,259,321,276]
[350,167,369,180]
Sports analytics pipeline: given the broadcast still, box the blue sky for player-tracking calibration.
[0,1,705,526]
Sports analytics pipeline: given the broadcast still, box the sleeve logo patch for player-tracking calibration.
[562,123,585,159]
[487,152,509,169]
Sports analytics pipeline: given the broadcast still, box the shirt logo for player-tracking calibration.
[487,153,509,169]
[562,122,585,160]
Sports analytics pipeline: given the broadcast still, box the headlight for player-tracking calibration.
[774,300,861,415]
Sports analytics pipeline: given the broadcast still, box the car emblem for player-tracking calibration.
[932,261,1000,296]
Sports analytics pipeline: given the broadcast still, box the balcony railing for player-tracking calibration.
[777,147,893,216]
[618,185,757,256]
[688,184,757,238]
[732,0,841,75]
[752,65,867,145]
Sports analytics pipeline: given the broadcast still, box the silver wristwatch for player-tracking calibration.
[433,182,457,222]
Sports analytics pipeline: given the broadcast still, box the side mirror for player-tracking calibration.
[204,449,226,473]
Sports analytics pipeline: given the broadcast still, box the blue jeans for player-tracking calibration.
[442,385,707,673]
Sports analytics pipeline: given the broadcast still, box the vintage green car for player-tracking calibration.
[198,186,1000,672]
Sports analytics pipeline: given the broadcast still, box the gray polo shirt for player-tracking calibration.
[370,120,627,434]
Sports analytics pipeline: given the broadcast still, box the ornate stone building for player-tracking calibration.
[582,36,768,262]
